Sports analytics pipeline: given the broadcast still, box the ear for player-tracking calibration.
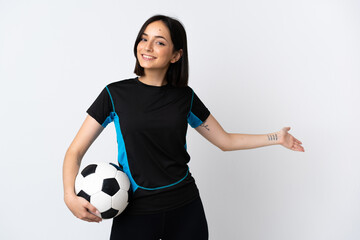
[170,49,183,63]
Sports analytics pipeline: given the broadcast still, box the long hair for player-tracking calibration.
[133,15,189,87]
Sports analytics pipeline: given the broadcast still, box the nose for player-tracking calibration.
[144,41,153,52]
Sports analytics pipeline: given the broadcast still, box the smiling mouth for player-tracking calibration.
[142,54,156,60]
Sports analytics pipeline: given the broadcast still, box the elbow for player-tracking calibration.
[218,133,232,152]
[219,146,228,152]
[218,143,231,152]
[65,146,84,160]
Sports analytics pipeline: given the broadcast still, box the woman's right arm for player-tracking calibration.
[63,115,104,223]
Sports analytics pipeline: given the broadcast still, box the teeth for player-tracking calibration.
[143,55,155,59]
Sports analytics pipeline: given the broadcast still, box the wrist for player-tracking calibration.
[64,190,77,201]
[267,131,281,145]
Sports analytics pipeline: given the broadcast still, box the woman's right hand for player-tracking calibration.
[64,193,102,223]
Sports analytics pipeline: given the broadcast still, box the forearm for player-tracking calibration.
[195,115,285,151]
[63,149,82,198]
[63,116,104,199]
[224,131,281,151]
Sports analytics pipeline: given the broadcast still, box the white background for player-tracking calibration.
[1,0,359,239]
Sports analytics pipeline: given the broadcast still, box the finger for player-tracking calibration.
[89,209,102,219]
[299,144,305,152]
[297,146,305,152]
[79,199,102,222]
[86,209,102,222]
[83,216,100,223]
[283,127,291,132]
[78,208,102,222]
[85,210,102,222]
[85,202,101,218]
[292,143,305,152]
[79,197,98,216]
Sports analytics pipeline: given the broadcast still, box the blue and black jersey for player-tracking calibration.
[87,77,210,214]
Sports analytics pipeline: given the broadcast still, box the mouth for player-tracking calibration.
[141,54,156,61]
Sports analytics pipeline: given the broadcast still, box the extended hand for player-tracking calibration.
[279,127,305,152]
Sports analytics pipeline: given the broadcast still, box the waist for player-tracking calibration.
[123,179,199,215]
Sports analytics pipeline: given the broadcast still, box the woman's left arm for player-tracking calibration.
[195,114,305,152]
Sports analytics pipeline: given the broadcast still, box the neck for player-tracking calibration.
[139,69,168,86]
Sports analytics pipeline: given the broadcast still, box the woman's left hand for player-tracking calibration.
[278,127,305,152]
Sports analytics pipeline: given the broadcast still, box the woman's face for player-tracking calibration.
[137,20,181,73]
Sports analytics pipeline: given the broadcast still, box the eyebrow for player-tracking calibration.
[142,33,168,42]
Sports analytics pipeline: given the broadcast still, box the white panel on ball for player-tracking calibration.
[112,189,129,213]
[91,191,112,212]
[81,174,103,195]
[95,162,117,179]
[115,171,130,191]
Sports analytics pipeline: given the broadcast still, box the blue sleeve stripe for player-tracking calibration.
[187,111,203,128]
[101,112,116,128]
[101,115,112,128]
[105,86,115,112]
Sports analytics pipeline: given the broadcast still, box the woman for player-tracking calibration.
[63,15,304,240]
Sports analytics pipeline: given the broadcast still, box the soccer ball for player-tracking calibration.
[75,162,131,219]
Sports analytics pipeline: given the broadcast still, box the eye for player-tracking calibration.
[140,37,147,42]
[156,41,165,46]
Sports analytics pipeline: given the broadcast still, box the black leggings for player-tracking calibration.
[110,197,208,240]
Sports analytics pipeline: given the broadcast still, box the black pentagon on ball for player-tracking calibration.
[101,208,119,219]
[102,178,120,196]
[77,190,91,202]
[81,164,97,177]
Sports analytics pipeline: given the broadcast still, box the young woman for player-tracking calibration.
[63,15,304,240]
